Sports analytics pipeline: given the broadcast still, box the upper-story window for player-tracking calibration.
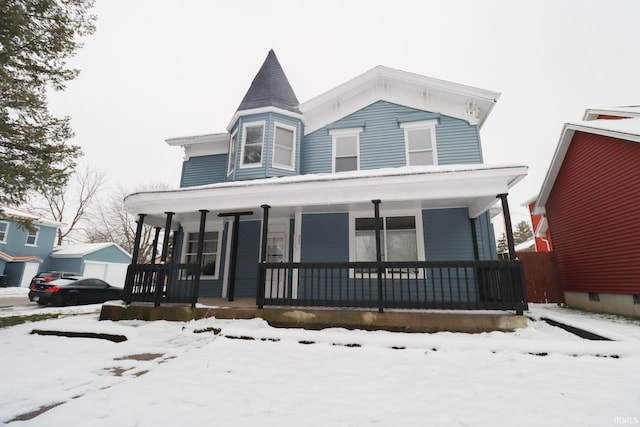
[401,120,438,166]
[331,127,362,173]
[227,131,238,176]
[240,121,265,168]
[26,227,39,246]
[272,123,296,170]
[0,221,8,243]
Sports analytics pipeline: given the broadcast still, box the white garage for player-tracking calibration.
[49,243,132,287]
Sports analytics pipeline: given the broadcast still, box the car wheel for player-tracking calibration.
[65,293,79,306]
[36,301,46,306]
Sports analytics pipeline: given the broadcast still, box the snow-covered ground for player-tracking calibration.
[1,287,639,426]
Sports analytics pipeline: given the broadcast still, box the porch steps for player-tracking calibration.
[100,300,526,333]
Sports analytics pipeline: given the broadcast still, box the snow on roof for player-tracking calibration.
[51,242,131,258]
[582,106,640,120]
[0,205,63,227]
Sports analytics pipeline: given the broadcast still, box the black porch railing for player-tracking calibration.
[123,263,200,306]
[258,260,527,313]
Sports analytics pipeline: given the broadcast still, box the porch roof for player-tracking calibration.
[125,164,527,228]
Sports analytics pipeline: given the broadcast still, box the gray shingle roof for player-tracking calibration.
[237,50,300,113]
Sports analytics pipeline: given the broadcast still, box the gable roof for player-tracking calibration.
[535,114,640,213]
[0,205,62,227]
[299,65,500,135]
[51,242,132,259]
[582,106,640,121]
[236,50,300,114]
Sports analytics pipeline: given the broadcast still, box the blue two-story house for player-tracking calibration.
[124,50,528,312]
[0,205,60,287]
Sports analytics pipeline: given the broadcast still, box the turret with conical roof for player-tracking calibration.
[237,49,300,114]
[226,50,303,182]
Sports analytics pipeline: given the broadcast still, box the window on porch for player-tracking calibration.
[355,216,419,263]
[185,231,219,277]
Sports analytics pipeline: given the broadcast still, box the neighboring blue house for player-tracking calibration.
[124,51,528,311]
[0,205,60,287]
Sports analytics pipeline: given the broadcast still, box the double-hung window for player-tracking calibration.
[26,227,39,246]
[401,120,438,166]
[185,231,219,278]
[272,123,296,170]
[227,131,238,176]
[240,122,265,167]
[331,128,361,173]
[0,221,8,243]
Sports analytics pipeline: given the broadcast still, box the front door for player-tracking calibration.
[265,234,287,298]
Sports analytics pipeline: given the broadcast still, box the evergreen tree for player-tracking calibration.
[513,221,534,245]
[496,233,508,254]
[0,0,96,206]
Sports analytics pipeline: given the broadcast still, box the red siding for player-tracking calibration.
[546,131,640,294]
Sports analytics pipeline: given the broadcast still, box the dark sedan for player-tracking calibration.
[29,277,123,306]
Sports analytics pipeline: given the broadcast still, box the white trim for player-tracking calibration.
[25,226,39,247]
[348,208,426,278]
[292,211,302,298]
[226,106,304,132]
[299,65,500,135]
[535,118,640,213]
[124,165,528,226]
[239,120,266,169]
[182,226,224,281]
[0,221,8,243]
[330,127,362,173]
[227,131,238,176]
[271,121,297,171]
[401,120,439,166]
[222,221,232,297]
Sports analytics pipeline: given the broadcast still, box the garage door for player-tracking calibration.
[21,262,40,288]
[83,261,129,287]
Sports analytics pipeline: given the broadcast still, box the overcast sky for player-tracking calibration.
[47,0,640,224]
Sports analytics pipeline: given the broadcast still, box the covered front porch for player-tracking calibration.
[122,165,528,316]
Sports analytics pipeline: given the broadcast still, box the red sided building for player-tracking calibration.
[534,107,640,316]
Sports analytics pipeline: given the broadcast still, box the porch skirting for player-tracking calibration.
[99,301,526,333]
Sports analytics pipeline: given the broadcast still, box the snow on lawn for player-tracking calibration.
[0,304,639,426]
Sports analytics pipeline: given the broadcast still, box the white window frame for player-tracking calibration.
[401,120,438,166]
[0,221,9,243]
[330,127,362,173]
[227,130,238,176]
[271,122,297,171]
[348,209,425,278]
[182,227,224,280]
[239,120,266,168]
[25,227,39,246]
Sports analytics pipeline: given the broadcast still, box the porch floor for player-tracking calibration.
[100,299,526,333]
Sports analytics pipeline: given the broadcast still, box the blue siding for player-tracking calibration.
[300,213,349,262]
[84,246,131,264]
[302,100,482,174]
[423,208,475,261]
[0,221,57,261]
[180,154,229,187]
[49,258,83,274]
[230,112,303,182]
